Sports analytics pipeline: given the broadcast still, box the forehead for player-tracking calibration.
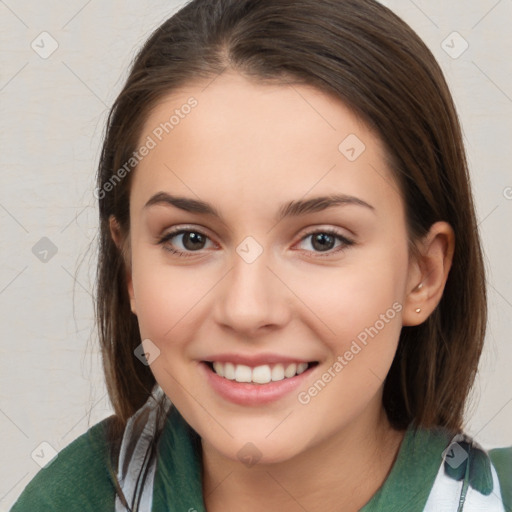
[130,71,401,217]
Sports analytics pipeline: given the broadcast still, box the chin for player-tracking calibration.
[214,436,308,467]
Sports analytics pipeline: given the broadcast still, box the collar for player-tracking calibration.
[123,389,502,511]
[152,405,205,512]
[152,409,451,512]
[361,424,453,511]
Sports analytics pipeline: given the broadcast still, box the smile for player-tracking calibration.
[205,361,315,384]
[200,355,320,405]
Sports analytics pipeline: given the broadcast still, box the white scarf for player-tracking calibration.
[114,385,171,512]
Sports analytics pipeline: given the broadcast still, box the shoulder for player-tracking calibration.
[10,415,120,512]
[440,433,512,511]
[489,445,512,474]
[489,445,512,512]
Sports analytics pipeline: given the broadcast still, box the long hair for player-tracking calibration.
[94,0,486,507]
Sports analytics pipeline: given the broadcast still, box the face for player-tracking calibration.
[120,71,416,465]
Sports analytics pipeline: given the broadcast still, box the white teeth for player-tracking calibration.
[296,362,308,374]
[210,361,311,383]
[224,362,236,380]
[212,362,224,377]
[252,365,272,384]
[284,363,297,378]
[271,364,285,381]
[235,364,252,383]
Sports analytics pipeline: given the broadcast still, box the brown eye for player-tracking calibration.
[296,229,354,256]
[158,229,214,257]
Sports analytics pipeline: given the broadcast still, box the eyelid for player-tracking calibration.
[293,227,355,257]
[157,224,355,258]
[295,224,354,241]
[157,225,217,251]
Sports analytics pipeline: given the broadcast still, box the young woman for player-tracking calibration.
[10,0,511,511]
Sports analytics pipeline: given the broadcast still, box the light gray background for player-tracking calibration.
[1,1,511,509]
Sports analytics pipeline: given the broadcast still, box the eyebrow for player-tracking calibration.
[143,192,375,222]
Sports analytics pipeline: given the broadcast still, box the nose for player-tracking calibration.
[214,246,291,338]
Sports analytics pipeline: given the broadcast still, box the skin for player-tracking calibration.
[110,70,454,511]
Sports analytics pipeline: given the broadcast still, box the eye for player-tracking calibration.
[157,228,215,257]
[295,229,355,257]
[157,227,355,258]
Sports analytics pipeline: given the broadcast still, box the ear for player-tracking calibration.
[402,221,455,326]
[109,215,137,316]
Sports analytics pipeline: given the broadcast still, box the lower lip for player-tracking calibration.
[200,362,315,406]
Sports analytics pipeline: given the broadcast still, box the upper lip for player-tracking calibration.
[201,353,316,367]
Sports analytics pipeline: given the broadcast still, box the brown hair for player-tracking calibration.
[96,0,486,472]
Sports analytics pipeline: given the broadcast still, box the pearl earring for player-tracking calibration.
[416,283,423,290]
[415,308,421,313]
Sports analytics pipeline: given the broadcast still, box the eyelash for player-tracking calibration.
[157,227,355,258]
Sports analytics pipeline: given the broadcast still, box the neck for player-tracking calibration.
[201,403,406,512]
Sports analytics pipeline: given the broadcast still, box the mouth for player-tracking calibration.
[202,360,319,384]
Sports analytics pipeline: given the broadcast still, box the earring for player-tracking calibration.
[415,308,421,313]
[416,283,423,291]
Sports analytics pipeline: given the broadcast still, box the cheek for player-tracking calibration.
[130,261,205,402]
[132,269,186,339]
[130,251,216,349]
[292,258,406,343]
[289,244,408,406]
[293,266,405,425]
